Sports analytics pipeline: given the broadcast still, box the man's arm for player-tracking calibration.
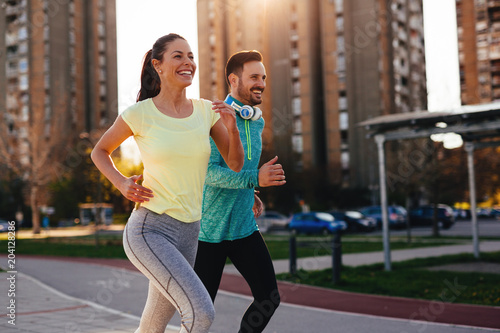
[205,140,287,189]
[205,139,259,189]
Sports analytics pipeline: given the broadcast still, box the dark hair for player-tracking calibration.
[225,50,263,87]
[137,33,186,102]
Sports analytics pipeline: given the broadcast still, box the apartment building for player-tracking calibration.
[197,0,427,190]
[456,0,500,104]
[0,0,117,216]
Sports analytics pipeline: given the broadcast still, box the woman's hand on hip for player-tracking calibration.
[118,175,154,203]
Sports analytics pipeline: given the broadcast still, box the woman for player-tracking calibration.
[91,33,244,333]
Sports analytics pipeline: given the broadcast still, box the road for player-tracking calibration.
[13,256,498,333]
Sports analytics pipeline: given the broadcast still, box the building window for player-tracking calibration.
[18,27,28,40]
[337,54,345,71]
[292,135,303,153]
[339,112,348,130]
[293,81,301,96]
[19,75,28,90]
[335,0,343,13]
[341,151,350,170]
[294,119,302,133]
[21,105,29,121]
[18,58,28,73]
[100,68,106,81]
[339,96,348,111]
[100,84,106,96]
[43,26,49,41]
[98,23,105,37]
[336,16,344,33]
[292,97,301,116]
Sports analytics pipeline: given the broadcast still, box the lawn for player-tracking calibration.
[276,252,500,306]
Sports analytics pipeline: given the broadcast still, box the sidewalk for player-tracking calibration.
[0,272,179,333]
[1,241,500,332]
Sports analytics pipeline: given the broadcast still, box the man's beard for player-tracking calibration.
[237,79,262,106]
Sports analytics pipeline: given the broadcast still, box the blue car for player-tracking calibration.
[288,212,347,235]
[359,205,407,229]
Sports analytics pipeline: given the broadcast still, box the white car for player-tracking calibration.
[256,211,290,232]
[0,219,12,233]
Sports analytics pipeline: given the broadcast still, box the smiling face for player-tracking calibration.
[231,61,266,106]
[153,38,196,88]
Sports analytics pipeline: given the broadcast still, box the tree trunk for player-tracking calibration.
[31,184,41,234]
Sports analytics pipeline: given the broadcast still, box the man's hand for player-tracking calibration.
[258,156,286,187]
[253,191,264,218]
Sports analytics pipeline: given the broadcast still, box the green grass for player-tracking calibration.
[277,252,500,306]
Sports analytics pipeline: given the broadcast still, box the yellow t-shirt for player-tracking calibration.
[121,98,220,222]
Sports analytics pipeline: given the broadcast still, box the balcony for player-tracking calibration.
[6,68,18,78]
[6,33,18,46]
[490,44,500,59]
[5,5,21,17]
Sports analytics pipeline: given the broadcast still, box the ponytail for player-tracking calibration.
[136,33,187,102]
[137,49,161,102]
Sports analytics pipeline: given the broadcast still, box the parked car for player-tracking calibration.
[329,210,377,232]
[0,219,12,233]
[288,212,347,235]
[359,205,407,229]
[453,208,471,220]
[256,211,290,232]
[409,204,455,229]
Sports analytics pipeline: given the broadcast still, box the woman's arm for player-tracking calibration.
[91,115,153,203]
[210,100,244,172]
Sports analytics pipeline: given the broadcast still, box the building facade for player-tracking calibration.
[456,0,500,104]
[197,0,427,190]
[0,0,117,224]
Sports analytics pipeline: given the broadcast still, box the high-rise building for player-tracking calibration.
[0,0,117,222]
[456,0,500,104]
[197,0,427,190]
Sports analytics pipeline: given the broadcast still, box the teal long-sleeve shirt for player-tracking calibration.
[199,115,264,243]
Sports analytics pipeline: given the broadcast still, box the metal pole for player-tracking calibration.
[289,235,297,275]
[375,135,391,271]
[332,232,342,284]
[465,142,480,259]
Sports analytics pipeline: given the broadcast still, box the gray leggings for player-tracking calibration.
[123,207,215,333]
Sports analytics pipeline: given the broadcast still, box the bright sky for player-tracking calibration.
[115,0,462,158]
[116,0,199,161]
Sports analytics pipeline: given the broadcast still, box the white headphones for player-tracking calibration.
[225,95,262,121]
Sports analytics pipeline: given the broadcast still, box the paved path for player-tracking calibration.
[1,241,500,332]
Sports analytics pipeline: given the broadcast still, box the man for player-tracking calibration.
[194,50,286,333]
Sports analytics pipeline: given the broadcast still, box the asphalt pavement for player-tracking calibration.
[1,239,500,332]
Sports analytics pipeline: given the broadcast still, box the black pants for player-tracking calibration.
[194,231,280,333]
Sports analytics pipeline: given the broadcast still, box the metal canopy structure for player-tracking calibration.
[359,102,500,271]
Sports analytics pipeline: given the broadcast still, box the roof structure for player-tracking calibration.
[359,102,500,143]
[358,102,500,271]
